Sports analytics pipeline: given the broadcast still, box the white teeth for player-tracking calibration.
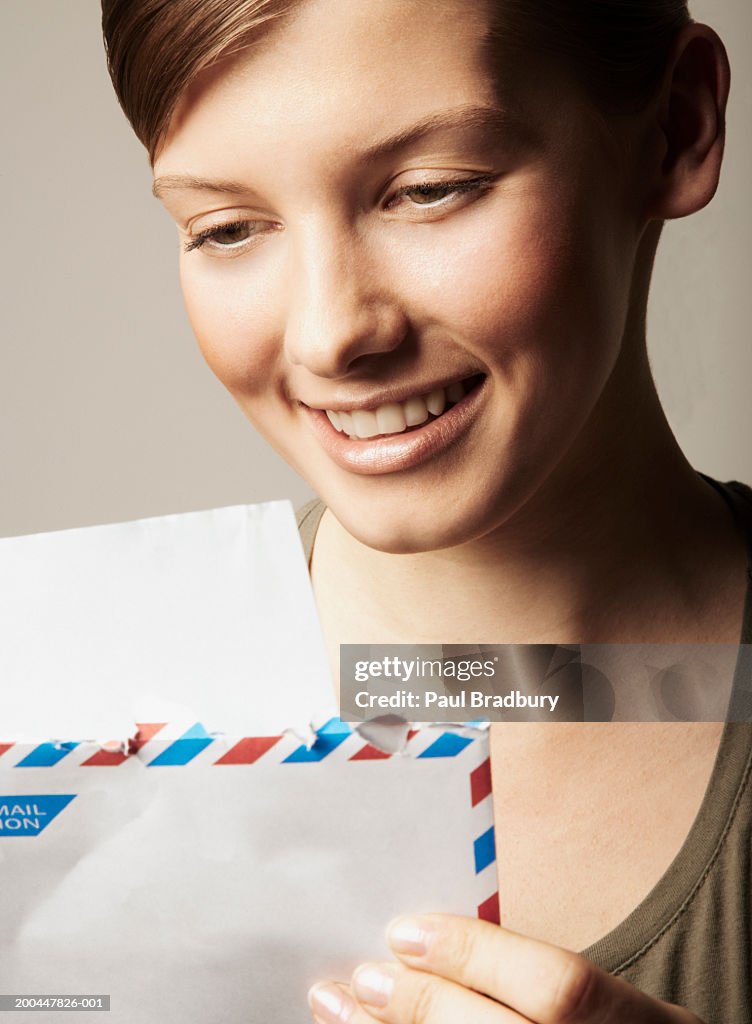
[325,380,469,439]
[425,389,446,416]
[375,403,407,434]
[350,409,380,438]
[446,381,465,403]
[404,396,429,427]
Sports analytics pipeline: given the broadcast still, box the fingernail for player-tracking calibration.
[307,982,356,1023]
[387,916,435,956]
[352,962,395,1008]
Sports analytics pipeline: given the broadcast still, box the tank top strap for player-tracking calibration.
[295,498,327,568]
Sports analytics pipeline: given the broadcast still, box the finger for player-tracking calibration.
[350,960,528,1024]
[308,981,381,1024]
[385,914,693,1023]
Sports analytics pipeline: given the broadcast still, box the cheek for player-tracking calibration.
[397,184,625,372]
[403,182,632,485]
[179,256,282,393]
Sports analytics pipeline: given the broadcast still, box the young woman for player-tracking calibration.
[101,1,751,1021]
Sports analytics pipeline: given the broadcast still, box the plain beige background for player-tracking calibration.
[1,0,750,538]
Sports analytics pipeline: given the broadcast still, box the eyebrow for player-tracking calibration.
[152,103,523,199]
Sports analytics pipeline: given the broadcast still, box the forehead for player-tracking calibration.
[157,0,509,178]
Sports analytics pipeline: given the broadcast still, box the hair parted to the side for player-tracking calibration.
[101,0,692,164]
[101,0,295,163]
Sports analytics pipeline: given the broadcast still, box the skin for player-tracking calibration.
[154,0,743,648]
[152,0,740,1020]
[157,0,647,564]
[308,913,711,1023]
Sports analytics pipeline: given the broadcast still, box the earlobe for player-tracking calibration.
[647,24,731,221]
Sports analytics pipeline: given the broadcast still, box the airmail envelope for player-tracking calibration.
[0,503,498,1023]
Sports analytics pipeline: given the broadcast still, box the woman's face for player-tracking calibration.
[154,0,646,553]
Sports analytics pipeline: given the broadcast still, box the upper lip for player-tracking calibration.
[298,372,483,413]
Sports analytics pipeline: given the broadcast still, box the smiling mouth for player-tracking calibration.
[322,374,485,440]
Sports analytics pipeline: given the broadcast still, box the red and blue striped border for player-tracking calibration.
[1,719,498,923]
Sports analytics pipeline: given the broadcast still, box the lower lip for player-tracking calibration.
[302,378,488,476]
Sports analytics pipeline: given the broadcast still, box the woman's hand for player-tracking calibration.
[308,914,705,1023]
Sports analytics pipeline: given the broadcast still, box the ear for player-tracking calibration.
[645,23,730,220]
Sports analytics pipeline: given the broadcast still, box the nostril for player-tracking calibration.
[283,275,410,376]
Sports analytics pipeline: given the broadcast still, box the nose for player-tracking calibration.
[283,224,408,378]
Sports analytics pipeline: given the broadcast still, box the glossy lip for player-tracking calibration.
[300,372,481,414]
[302,375,488,475]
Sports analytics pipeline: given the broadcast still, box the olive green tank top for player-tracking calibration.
[296,479,752,1022]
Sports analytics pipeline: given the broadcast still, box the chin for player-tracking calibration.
[337,518,445,555]
[326,487,503,555]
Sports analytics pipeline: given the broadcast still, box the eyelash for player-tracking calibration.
[387,173,495,210]
[183,174,496,254]
[183,221,260,254]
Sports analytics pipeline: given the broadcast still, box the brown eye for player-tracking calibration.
[184,219,269,255]
[211,222,254,245]
[386,175,496,214]
[408,183,456,205]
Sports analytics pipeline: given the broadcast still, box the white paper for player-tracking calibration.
[0,502,336,743]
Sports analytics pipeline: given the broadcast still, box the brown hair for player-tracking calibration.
[101,0,294,162]
[487,1,692,113]
[101,0,692,163]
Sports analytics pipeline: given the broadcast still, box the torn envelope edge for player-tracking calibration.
[0,717,498,925]
[0,710,489,757]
